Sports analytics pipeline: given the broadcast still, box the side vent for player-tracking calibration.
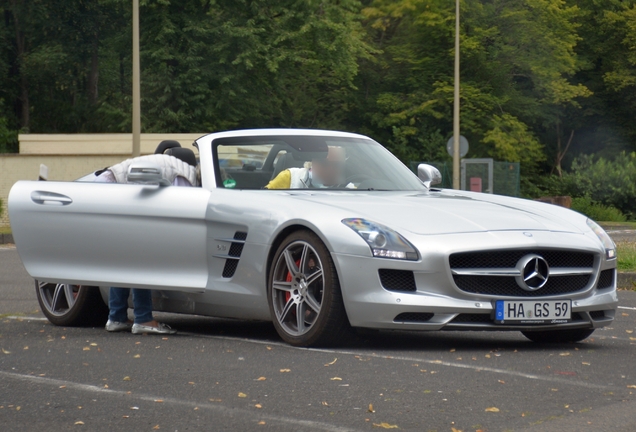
[394,313,434,323]
[222,231,248,278]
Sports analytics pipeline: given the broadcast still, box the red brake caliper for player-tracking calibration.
[285,259,302,304]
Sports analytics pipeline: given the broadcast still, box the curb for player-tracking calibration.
[618,272,636,290]
[0,233,13,245]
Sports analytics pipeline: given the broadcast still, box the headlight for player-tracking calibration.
[342,218,419,260]
[586,218,616,260]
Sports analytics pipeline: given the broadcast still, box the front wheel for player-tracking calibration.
[268,230,351,347]
[35,281,108,326]
[521,328,594,343]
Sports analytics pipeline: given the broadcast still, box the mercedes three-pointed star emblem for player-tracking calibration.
[515,254,550,291]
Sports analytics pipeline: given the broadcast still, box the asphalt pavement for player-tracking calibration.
[1,245,635,432]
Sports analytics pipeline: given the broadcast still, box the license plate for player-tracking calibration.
[495,300,571,324]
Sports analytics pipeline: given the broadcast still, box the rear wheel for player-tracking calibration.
[35,280,108,327]
[268,230,351,347]
[521,328,594,343]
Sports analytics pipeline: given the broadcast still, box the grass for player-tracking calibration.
[0,226,11,235]
[616,241,636,273]
[599,221,636,229]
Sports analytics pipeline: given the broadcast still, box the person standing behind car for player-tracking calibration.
[95,149,198,335]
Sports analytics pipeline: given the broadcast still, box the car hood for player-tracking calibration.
[287,191,586,236]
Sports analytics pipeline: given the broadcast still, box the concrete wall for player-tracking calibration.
[19,133,205,155]
[0,133,206,227]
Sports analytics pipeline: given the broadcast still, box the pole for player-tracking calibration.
[132,0,141,157]
[452,0,460,189]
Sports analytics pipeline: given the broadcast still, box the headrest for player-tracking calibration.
[155,140,181,154]
[166,147,197,167]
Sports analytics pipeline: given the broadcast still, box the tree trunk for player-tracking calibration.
[11,0,29,130]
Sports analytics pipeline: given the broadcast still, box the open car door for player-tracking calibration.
[9,180,210,293]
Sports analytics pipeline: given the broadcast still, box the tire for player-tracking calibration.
[35,280,109,327]
[521,328,595,343]
[267,230,351,347]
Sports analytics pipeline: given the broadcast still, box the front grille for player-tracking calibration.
[379,269,416,292]
[453,274,591,297]
[394,312,434,323]
[450,249,594,269]
[449,249,595,297]
[451,313,492,323]
[597,269,614,289]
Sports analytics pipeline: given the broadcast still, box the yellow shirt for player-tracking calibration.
[265,169,292,189]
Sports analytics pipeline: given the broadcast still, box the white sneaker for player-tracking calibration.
[105,320,133,332]
[131,322,177,335]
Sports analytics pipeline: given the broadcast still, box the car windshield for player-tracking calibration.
[212,135,427,191]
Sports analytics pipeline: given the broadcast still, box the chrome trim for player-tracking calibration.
[451,267,594,276]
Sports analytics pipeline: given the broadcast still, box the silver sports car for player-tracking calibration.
[8,129,618,346]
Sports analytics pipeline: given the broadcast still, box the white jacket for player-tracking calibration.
[107,154,198,186]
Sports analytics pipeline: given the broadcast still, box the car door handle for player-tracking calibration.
[31,191,73,206]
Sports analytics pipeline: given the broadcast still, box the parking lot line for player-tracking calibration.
[0,370,358,432]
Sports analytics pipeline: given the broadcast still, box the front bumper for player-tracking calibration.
[333,230,618,331]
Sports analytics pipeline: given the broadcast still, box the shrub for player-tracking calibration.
[563,152,636,219]
[570,196,627,222]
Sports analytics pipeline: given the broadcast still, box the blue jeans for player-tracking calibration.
[108,287,154,324]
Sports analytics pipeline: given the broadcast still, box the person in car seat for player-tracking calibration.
[95,145,198,335]
[265,146,349,189]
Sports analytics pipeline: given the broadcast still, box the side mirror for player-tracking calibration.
[417,164,442,189]
[126,163,171,186]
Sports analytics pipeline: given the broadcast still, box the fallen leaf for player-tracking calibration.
[485,407,500,412]
[280,369,291,373]
[238,392,247,398]
[451,428,462,432]
[130,407,139,410]
[16,406,21,411]
[368,404,375,413]
[559,352,570,356]
[325,358,338,366]
[154,400,164,403]
[627,385,636,389]
[152,425,160,430]
[82,347,90,351]
[321,401,329,406]
[188,382,195,385]
[582,362,591,365]
[59,385,66,389]
[123,376,131,381]
[133,354,140,359]
[626,330,633,334]
[103,384,109,389]
[2,348,11,354]
[266,346,272,350]
[258,421,266,425]
[630,337,636,341]
[485,354,491,358]
[256,377,267,381]
[498,380,505,384]
[90,343,97,347]
[74,421,84,425]
[372,422,398,429]
[23,346,28,350]
[450,348,456,353]
[209,398,222,402]
[330,377,342,381]
[255,404,262,409]
[122,415,129,418]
